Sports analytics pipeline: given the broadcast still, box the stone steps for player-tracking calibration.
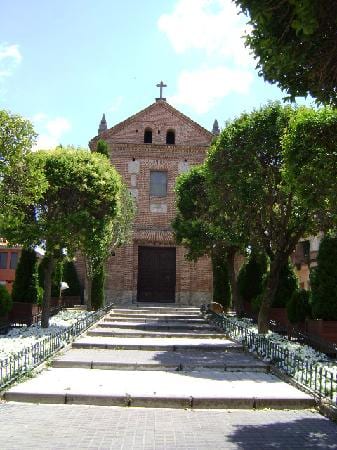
[3,305,315,410]
[97,321,212,330]
[4,368,314,409]
[86,328,226,338]
[72,336,243,351]
[51,348,268,372]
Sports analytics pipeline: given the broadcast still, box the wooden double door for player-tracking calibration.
[137,246,176,303]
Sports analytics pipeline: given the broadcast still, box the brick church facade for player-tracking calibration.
[89,93,214,306]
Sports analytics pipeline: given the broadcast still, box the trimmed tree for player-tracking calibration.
[2,148,121,327]
[62,261,81,297]
[207,103,321,333]
[173,164,241,312]
[273,261,298,308]
[310,235,337,320]
[91,263,105,310]
[237,250,267,305]
[0,284,12,317]
[287,289,311,324]
[11,248,40,303]
[235,1,337,105]
[212,249,231,309]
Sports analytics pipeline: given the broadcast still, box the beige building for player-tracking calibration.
[89,93,215,306]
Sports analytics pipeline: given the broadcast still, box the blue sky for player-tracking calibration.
[0,0,311,149]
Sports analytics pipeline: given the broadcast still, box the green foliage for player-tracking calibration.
[237,251,267,304]
[286,289,311,324]
[173,165,216,260]
[96,139,109,158]
[212,251,231,309]
[311,235,337,320]
[62,261,81,297]
[91,264,105,311]
[39,258,63,297]
[235,1,337,104]
[0,110,36,178]
[206,102,321,333]
[284,107,337,228]
[0,284,12,316]
[273,262,298,307]
[2,148,120,253]
[11,248,40,303]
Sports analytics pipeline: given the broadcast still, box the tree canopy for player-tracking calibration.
[235,1,337,104]
[207,102,320,332]
[173,164,243,312]
[2,148,121,326]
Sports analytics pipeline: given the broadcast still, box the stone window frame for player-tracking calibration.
[150,170,168,197]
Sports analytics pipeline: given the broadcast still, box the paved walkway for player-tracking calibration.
[1,305,337,449]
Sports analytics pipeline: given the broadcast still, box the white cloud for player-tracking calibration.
[158,0,253,67]
[0,43,22,78]
[31,114,72,150]
[169,66,253,113]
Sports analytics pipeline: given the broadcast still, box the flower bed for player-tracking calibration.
[203,309,337,404]
[0,309,90,362]
[0,305,112,388]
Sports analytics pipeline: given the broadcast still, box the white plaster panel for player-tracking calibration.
[150,203,167,213]
[131,174,137,187]
[128,160,140,173]
[129,188,138,200]
[178,161,190,174]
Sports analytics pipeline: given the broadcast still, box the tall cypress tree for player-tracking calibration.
[237,251,267,304]
[311,235,337,320]
[62,261,81,296]
[12,248,40,303]
[91,264,105,310]
[212,250,231,309]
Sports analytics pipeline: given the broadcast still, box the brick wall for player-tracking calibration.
[89,100,214,306]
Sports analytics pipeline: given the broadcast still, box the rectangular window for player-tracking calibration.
[150,171,167,197]
[0,252,8,269]
[10,252,18,270]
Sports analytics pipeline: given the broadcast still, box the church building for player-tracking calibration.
[89,83,216,306]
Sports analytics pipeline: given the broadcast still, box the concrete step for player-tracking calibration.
[109,313,202,320]
[86,328,225,339]
[97,321,211,331]
[72,336,243,352]
[104,316,206,323]
[51,348,270,372]
[112,307,200,313]
[4,368,315,409]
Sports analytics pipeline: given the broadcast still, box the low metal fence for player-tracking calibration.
[203,308,337,405]
[0,304,113,389]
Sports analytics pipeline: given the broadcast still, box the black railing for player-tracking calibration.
[203,308,337,405]
[0,304,113,389]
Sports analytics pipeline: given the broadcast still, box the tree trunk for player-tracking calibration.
[226,247,243,315]
[41,256,54,328]
[257,258,283,334]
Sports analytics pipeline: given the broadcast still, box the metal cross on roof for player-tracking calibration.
[156,81,167,101]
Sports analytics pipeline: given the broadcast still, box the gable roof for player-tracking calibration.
[90,100,213,145]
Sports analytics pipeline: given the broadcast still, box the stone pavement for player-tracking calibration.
[1,305,337,449]
[0,403,336,449]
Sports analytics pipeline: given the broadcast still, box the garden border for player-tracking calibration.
[202,307,337,406]
[0,303,113,390]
